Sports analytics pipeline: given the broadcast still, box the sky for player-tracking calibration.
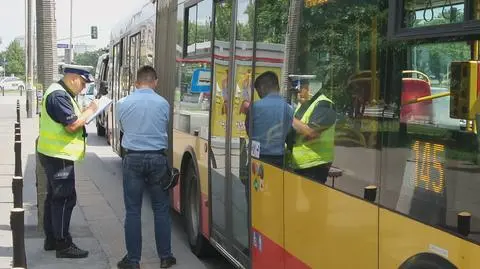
[0,0,149,51]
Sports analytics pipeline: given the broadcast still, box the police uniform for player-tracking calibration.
[37,65,93,258]
[289,93,336,183]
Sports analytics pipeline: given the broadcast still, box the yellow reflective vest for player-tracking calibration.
[37,83,85,161]
[291,94,335,169]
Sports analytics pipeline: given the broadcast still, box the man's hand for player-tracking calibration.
[292,118,320,141]
[64,99,99,133]
[87,99,99,112]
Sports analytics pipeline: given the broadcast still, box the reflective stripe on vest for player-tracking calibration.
[37,83,85,161]
[291,94,335,169]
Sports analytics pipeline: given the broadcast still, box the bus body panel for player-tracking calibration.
[379,208,480,269]
[283,171,379,269]
[250,160,286,268]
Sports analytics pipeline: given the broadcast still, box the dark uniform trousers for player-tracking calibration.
[39,153,77,242]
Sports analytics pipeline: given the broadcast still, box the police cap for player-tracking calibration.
[62,64,94,83]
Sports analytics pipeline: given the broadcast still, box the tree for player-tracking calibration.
[3,40,25,79]
[73,48,105,75]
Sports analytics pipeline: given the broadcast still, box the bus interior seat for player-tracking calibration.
[401,78,433,123]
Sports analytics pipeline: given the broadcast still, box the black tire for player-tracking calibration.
[106,120,111,145]
[96,122,106,137]
[399,253,457,269]
[184,162,210,257]
[18,86,24,91]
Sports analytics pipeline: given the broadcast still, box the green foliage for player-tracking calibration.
[73,48,106,75]
[215,1,233,41]
[254,0,289,43]
[1,40,25,79]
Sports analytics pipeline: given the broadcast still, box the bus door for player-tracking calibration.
[209,0,250,267]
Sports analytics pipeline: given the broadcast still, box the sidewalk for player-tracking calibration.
[0,95,108,269]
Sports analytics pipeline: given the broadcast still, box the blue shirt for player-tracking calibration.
[116,88,170,151]
[248,93,293,156]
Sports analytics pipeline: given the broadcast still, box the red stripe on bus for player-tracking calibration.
[201,192,210,238]
[251,228,311,269]
[172,180,181,213]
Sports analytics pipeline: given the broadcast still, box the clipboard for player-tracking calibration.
[86,96,113,124]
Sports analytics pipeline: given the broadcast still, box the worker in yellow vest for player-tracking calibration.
[289,79,336,183]
[37,65,98,259]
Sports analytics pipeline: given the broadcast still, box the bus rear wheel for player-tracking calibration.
[184,163,210,257]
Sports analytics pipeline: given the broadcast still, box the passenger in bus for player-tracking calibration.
[288,80,336,183]
[116,66,176,268]
[245,71,294,167]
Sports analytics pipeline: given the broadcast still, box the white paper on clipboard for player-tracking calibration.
[86,96,112,124]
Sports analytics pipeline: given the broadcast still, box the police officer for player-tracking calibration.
[37,65,98,258]
[289,79,336,183]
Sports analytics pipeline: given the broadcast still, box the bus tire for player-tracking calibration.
[399,252,457,269]
[106,118,111,145]
[96,121,106,137]
[184,162,209,257]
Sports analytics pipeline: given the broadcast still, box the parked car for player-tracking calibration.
[0,77,25,91]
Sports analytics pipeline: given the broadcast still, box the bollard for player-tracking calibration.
[2,86,4,96]
[14,140,22,178]
[12,176,23,209]
[458,212,471,236]
[16,100,20,125]
[363,185,377,202]
[10,208,27,268]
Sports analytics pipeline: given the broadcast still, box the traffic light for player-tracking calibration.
[91,26,98,39]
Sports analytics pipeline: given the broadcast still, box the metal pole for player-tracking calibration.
[10,208,27,268]
[68,0,73,64]
[26,0,33,118]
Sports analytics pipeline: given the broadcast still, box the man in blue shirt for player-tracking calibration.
[116,66,176,269]
[246,71,294,167]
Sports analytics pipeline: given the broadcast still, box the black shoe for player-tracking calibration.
[117,255,140,269]
[44,238,55,251]
[160,256,176,268]
[56,243,89,259]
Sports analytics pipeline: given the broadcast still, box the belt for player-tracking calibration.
[124,149,166,155]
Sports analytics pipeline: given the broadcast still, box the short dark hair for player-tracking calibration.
[137,65,157,83]
[254,71,279,93]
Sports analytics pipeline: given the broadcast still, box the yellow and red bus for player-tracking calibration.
[105,0,480,268]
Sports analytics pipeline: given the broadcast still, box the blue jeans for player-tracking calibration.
[122,152,172,264]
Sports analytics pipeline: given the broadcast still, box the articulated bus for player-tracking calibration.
[101,0,480,268]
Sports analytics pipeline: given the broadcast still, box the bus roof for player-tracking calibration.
[110,1,156,44]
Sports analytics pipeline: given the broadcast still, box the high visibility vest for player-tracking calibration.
[291,94,335,169]
[37,83,85,161]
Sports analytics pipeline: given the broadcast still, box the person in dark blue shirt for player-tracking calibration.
[39,65,98,259]
[45,80,87,132]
